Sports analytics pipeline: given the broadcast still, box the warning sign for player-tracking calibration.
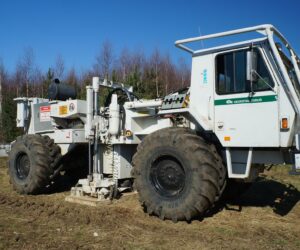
[59,105,68,115]
[40,106,51,122]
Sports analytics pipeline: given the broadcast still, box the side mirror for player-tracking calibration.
[246,51,258,82]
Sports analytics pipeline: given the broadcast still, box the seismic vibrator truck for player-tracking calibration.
[8,24,300,222]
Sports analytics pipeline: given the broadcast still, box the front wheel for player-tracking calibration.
[132,128,226,222]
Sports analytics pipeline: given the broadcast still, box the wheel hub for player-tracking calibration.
[15,153,30,180]
[150,156,185,197]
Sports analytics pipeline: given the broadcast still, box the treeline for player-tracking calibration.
[0,41,190,142]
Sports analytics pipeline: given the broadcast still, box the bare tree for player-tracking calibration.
[54,54,65,79]
[16,47,35,97]
[32,67,43,96]
[177,57,190,89]
[65,67,78,86]
[0,73,2,116]
[0,59,4,116]
[150,49,161,98]
[119,48,130,81]
[131,50,145,72]
[0,59,4,141]
[161,53,174,95]
[94,40,113,79]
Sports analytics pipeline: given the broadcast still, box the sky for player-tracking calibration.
[0,0,299,74]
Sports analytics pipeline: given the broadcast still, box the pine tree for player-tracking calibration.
[42,68,54,98]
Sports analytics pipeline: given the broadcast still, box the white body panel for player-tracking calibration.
[124,102,172,143]
[214,92,279,147]
[50,99,87,119]
[189,55,214,130]
[279,85,297,147]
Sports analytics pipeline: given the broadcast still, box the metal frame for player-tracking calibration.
[176,24,300,114]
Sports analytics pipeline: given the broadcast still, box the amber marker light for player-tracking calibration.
[224,136,231,141]
[281,118,289,129]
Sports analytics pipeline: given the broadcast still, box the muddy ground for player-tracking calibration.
[0,158,300,250]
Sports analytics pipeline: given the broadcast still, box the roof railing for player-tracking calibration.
[175,24,300,113]
[175,24,298,60]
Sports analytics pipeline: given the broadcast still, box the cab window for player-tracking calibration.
[216,48,274,95]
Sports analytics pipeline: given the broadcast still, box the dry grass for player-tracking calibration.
[0,158,299,249]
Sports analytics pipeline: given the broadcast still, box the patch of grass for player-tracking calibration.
[0,157,7,168]
[214,226,236,236]
[265,165,300,189]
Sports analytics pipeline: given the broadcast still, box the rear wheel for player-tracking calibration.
[8,134,61,194]
[132,127,226,222]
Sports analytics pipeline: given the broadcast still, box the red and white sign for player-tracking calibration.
[39,106,51,122]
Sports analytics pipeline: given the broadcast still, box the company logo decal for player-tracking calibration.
[214,95,277,106]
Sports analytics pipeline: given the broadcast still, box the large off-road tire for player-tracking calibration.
[8,134,61,194]
[132,127,226,222]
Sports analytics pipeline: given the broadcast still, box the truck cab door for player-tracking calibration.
[214,47,279,147]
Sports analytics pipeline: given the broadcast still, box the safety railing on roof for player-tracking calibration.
[175,24,300,113]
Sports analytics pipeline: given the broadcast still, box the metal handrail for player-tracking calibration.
[175,24,297,59]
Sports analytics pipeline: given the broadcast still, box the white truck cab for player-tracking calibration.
[163,24,300,178]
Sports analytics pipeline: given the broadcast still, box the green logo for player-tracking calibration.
[214,95,277,106]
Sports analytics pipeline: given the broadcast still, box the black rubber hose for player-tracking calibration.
[104,87,139,107]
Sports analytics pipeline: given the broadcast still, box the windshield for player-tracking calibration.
[277,46,300,98]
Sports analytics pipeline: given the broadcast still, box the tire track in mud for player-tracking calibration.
[0,192,138,227]
[0,191,191,250]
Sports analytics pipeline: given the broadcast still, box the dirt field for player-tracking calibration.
[0,158,300,250]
